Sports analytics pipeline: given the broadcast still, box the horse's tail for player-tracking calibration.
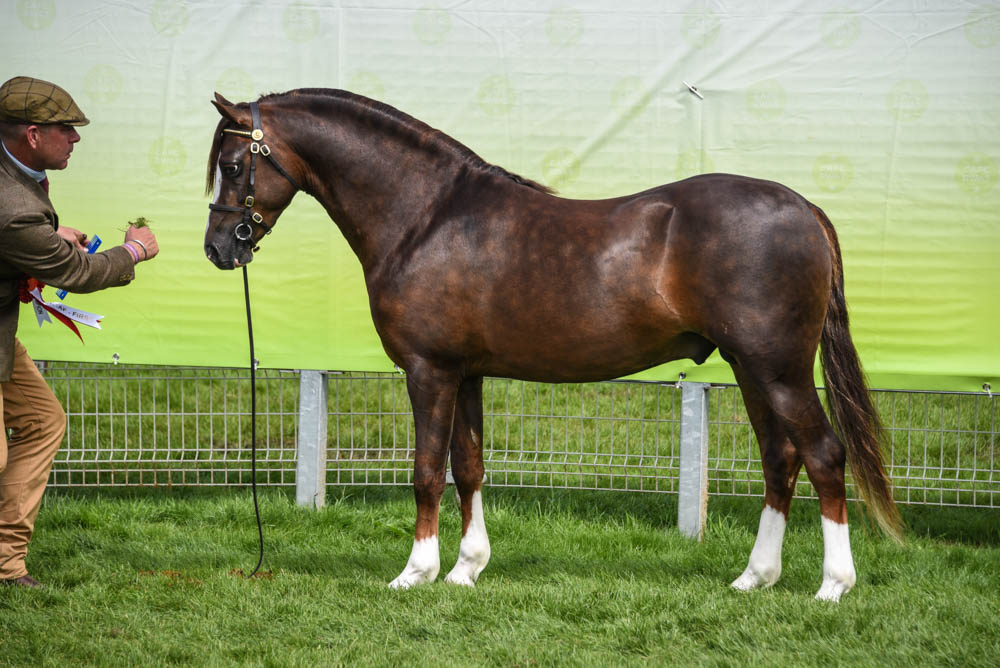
[812,203,904,541]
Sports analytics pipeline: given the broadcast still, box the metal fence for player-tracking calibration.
[36,362,998,511]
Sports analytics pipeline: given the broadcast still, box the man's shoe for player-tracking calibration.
[0,574,43,589]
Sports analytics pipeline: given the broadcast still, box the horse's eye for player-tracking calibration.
[222,163,241,177]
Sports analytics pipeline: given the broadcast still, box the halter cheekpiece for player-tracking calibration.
[208,101,301,247]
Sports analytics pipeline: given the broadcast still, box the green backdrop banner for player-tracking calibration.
[3,1,998,391]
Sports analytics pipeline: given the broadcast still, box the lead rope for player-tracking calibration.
[243,265,265,577]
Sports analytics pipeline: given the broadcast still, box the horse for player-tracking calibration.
[204,88,902,601]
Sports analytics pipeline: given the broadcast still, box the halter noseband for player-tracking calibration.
[208,101,301,246]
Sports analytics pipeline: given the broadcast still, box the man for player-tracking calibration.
[0,76,159,588]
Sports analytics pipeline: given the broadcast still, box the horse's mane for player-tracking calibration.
[205,88,555,197]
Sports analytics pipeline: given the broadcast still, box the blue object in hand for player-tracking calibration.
[57,235,102,300]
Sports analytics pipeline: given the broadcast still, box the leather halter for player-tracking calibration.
[208,101,301,246]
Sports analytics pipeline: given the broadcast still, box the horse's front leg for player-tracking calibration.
[444,377,490,586]
[389,363,459,589]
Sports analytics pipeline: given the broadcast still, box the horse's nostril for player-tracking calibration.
[205,243,222,266]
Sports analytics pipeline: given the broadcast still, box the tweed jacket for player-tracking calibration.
[0,147,135,381]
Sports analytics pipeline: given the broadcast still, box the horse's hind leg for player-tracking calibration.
[754,370,857,601]
[444,377,491,586]
[731,368,803,592]
[389,363,460,589]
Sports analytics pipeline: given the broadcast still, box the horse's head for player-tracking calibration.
[204,93,302,269]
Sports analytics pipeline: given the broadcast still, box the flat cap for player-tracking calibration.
[0,76,89,126]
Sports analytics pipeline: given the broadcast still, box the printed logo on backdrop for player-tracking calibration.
[149,137,186,178]
[887,80,928,123]
[151,0,188,37]
[347,72,386,101]
[746,80,787,121]
[16,0,55,30]
[675,150,714,180]
[542,148,581,189]
[955,153,998,195]
[216,68,255,104]
[478,76,516,117]
[812,154,853,193]
[965,6,1000,48]
[284,2,320,42]
[611,76,655,120]
[821,9,861,48]
[611,77,641,111]
[83,65,123,105]
[547,7,585,47]
[413,5,452,45]
[680,5,720,49]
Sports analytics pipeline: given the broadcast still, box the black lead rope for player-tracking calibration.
[209,101,303,577]
[243,265,265,578]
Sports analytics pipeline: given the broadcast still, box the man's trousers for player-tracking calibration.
[0,338,64,579]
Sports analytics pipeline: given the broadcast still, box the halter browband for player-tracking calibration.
[208,101,301,247]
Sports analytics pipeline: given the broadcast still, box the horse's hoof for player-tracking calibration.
[814,577,853,602]
[443,546,489,587]
[389,537,440,589]
[443,569,477,587]
[388,571,435,590]
[730,566,780,591]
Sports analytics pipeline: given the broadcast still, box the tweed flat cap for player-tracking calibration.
[0,76,89,126]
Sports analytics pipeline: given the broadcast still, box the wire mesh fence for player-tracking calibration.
[42,363,299,487]
[34,363,999,509]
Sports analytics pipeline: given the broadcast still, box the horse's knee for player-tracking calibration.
[413,463,447,503]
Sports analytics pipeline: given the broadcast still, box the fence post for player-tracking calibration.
[678,382,709,540]
[296,369,328,509]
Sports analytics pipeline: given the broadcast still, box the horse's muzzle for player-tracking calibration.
[205,239,252,270]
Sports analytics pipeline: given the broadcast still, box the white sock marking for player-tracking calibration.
[445,490,491,586]
[815,517,856,602]
[732,505,786,591]
[388,536,440,589]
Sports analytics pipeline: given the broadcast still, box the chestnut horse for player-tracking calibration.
[204,89,901,601]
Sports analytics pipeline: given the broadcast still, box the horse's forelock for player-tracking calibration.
[205,116,228,197]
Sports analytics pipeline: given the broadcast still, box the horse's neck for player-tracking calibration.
[292,108,463,271]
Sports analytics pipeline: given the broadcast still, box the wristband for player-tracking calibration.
[130,238,149,260]
[123,242,140,263]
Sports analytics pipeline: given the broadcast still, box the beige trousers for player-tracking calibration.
[0,338,65,579]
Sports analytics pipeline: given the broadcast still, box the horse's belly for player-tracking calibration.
[473,310,709,383]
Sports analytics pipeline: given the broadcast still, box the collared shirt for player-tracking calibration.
[0,140,46,183]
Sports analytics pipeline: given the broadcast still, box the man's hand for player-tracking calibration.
[57,226,87,250]
[124,224,159,262]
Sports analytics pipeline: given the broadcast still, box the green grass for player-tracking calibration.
[2,486,998,666]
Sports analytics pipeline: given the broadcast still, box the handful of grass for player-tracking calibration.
[129,217,151,229]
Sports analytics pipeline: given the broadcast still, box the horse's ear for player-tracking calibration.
[211,92,248,126]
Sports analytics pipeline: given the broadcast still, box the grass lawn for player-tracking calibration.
[1,486,998,666]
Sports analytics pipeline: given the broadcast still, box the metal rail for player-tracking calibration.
[36,364,998,531]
